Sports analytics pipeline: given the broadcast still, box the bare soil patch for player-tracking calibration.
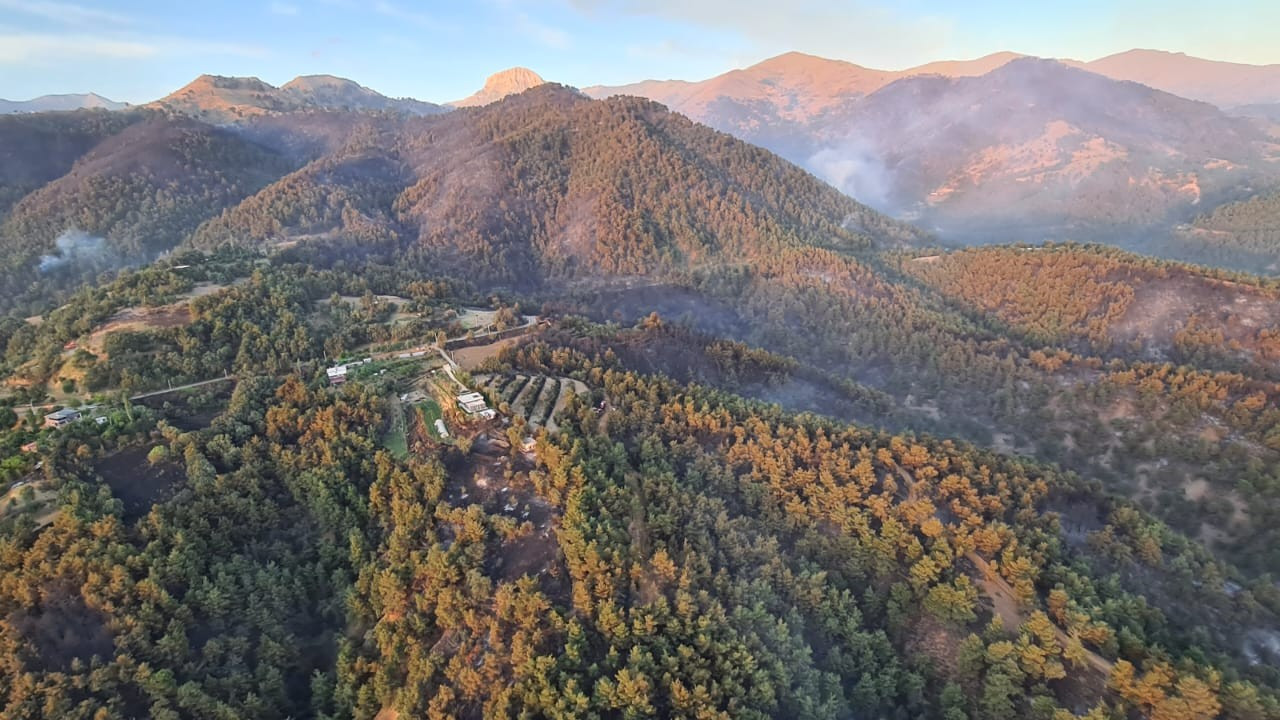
[0,482,58,528]
[967,552,1113,676]
[906,615,966,678]
[1099,395,1136,424]
[546,378,588,433]
[1184,477,1211,502]
[453,337,519,371]
[1199,423,1225,443]
[511,376,541,418]
[528,377,560,427]
[456,307,498,329]
[83,303,193,357]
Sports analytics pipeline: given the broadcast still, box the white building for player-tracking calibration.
[326,365,348,385]
[456,391,495,418]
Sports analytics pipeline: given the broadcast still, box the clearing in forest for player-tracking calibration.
[452,336,521,371]
[380,394,409,459]
[510,375,542,418]
[0,482,58,528]
[81,303,193,358]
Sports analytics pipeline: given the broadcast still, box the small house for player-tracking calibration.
[44,408,81,428]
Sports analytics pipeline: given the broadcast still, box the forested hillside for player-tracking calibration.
[1195,191,1280,244]
[341,342,1280,718]
[0,117,295,314]
[1,118,290,263]
[0,110,140,217]
[2,268,1278,716]
[898,244,1280,368]
[534,239,1280,577]
[195,86,926,283]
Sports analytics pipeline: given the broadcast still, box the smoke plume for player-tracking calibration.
[806,137,895,211]
[37,229,112,274]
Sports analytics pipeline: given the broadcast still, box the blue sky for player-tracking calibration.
[0,0,1277,103]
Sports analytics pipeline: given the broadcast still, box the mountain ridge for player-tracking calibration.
[587,48,1280,111]
[583,50,1024,119]
[0,83,924,311]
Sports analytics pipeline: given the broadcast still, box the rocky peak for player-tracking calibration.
[451,67,546,107]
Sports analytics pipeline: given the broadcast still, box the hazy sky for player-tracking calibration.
[1,0,1277,103]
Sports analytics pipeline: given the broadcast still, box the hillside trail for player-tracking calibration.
[888,459,1114,677]
[546,378,589,433]
[965,551,1113,676]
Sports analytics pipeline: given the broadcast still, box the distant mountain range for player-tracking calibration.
[15,48,1280,117]
[5,48,1280,257]
[1066,49,1280,110]
[146,74,447,124]
[587,49,1280,118]
[0,93,127,114]
[587,52,1280,243]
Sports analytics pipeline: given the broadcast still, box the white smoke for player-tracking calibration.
[807,138,895,211]
[38,229,110,273]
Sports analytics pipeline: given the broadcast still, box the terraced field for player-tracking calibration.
[477,373,589,431]
[500,374,529,405]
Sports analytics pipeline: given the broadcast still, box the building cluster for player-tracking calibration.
[42,406,107,429]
